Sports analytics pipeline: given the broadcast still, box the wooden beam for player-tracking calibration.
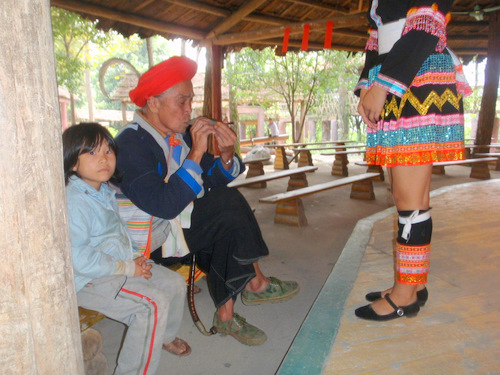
[358,0,364,12]
[326,29,367,39]
[210,13,366,45]
[248,38,364,52]
[451,47,489,55]
[165,0,228,17]
[286,0,351,13]
[51,0,206,40]
[449,21,489,27]
[165,0,297,26]
[131,0,157,13]
[206,0,269,39]
[448,34,488,41]
[165,0,356,27]
[245,13,289,26]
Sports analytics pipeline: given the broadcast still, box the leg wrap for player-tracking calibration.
[396,210,432,284]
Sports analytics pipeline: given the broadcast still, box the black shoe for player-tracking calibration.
[355,294,420,321]
[365,287,428,306]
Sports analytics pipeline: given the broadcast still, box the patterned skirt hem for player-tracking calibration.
[366,145,465,167]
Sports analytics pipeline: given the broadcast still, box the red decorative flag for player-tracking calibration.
[301,23,310,51]
[282,27,290,53]
[324,21,334,49]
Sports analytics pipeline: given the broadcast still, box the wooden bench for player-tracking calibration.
[291,144,366,172]
[228,166,318,189]
[354,161,385,181]
[268,140,356,148]
[79,306,106,332]
[356,158,497,180]
[474,153,500,171]
[464,144,493,159]
[241,156,271,187]
[432,157,497,179]
[320,150,367,177]
[240,134,289,147]
[259,172,380,226]
[264,140,355,170]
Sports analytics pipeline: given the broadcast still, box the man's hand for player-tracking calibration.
[214,121,236,167]
[188,117,216,163]
[358,86,387,129]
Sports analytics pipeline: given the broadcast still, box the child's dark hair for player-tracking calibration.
[62,122,120,185]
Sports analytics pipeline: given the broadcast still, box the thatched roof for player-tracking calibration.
[109,73,139,102]
[51,0,499,62]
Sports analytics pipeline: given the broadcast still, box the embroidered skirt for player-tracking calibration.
[366,52,467,167]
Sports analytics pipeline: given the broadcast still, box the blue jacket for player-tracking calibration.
[66,176,135,292]
[115,116,244,220]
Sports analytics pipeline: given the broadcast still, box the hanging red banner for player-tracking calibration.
[324,21,334,49]
[301,23,310,51]
[282,27,290,53]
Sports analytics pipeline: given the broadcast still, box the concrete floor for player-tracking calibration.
[93,155,500,375]
[322,180,500,374]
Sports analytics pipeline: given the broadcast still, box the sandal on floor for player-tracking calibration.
[163,337,192,356]
[355,294,420,321]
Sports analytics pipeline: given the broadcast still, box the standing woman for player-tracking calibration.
[354,0,471,320]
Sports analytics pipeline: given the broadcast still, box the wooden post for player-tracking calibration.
[210,45,223,156]
[146,37,154,68]
[203,47,212,118]
[211,44,223,122]
[0,1,84,374]
[475,11,500,149]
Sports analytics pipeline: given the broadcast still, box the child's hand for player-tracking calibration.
[134,256,153,279]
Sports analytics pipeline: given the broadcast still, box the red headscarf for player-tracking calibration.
[129,56,198,107]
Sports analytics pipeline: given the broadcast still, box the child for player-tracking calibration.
[63,123,191,375]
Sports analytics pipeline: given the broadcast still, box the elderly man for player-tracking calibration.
[115,56,299,346]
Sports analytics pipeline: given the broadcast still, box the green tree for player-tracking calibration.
[224,47,363,142]
[89,33,177,114]
[51,8,109,124]
[51,9,180,127]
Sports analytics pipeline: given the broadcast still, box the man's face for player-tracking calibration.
[150,80,194,135]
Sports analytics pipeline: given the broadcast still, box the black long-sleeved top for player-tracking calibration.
[355,0,453,98]
[116,113,243,220]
